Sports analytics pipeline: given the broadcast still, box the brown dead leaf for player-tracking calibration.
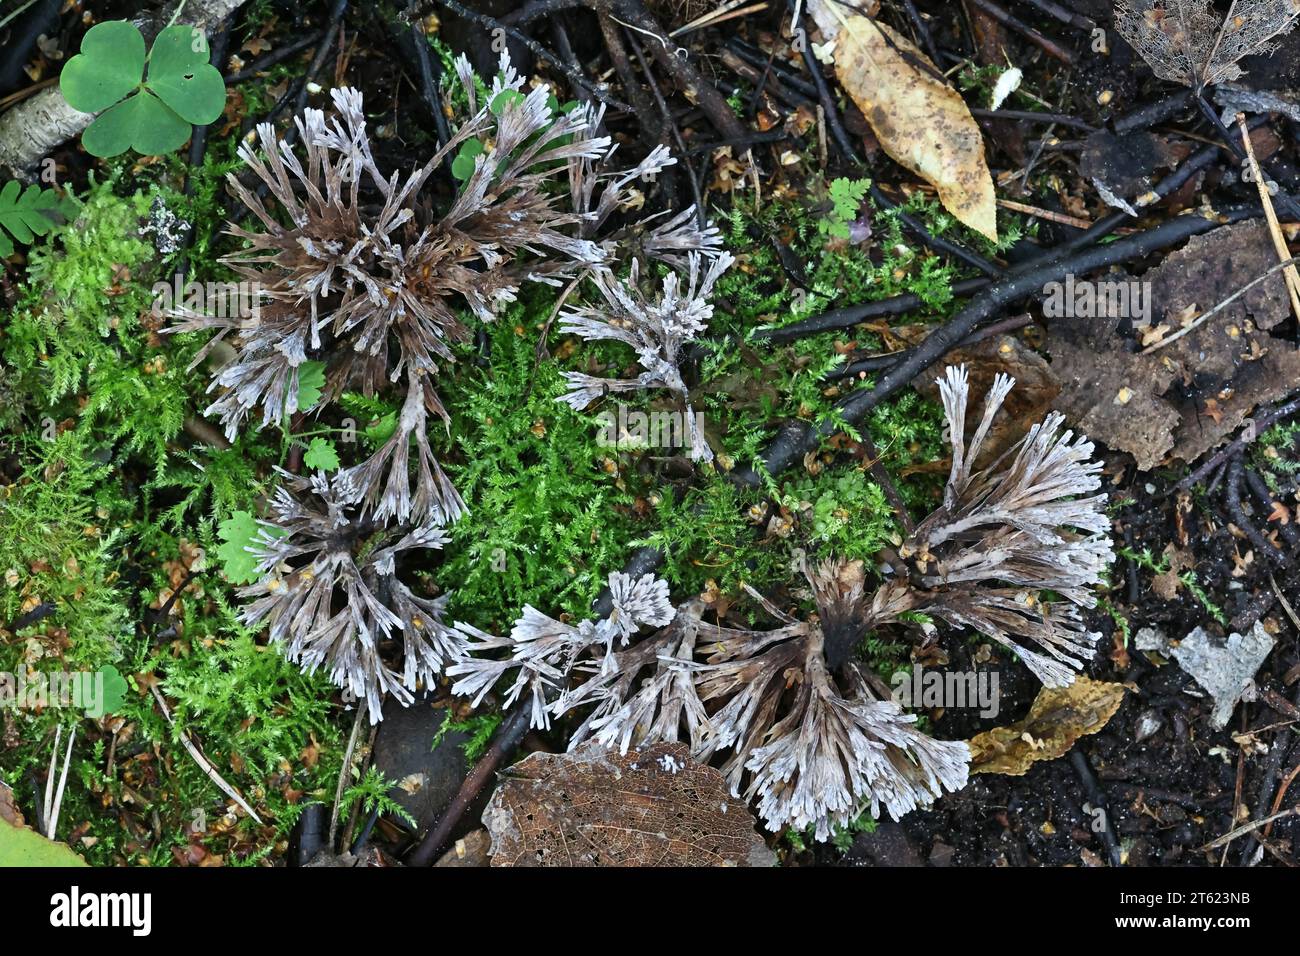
[1152,569,1182,600]
[808,1,997,240]
[1047,221,1300,470]
[968,677,1127,775]
[1047,331,1179,470]
[483,743,772,867]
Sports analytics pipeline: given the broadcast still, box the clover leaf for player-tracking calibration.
[91,665,129,718]
[60,21,226,158]
[147,25,227,124]
[82,94,192,157]
[58,21,144,113]
[452,137,486,181]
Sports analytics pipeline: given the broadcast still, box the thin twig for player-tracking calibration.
[149,683,264,825]
[1200,806,1299,851]
[46,725,76,841]
[1237,113,1300,324]
[1142,256,1300,353]
[329,705,367,848]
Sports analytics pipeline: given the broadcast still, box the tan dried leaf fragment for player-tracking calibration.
[808,0,997,241]
[967,677,1127,775]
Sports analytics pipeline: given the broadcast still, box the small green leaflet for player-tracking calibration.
[452,138,486,181]
[365,411,398,445]
[91,665,128,718]
[216,511,282,585]
[822,178,871,240]
[296,360,326,412]
[489,89,525,116]
[0,181,74,257]
[340,392,399,447]
[303,437,340,471]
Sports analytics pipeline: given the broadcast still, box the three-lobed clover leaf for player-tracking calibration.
[60,21,227,158]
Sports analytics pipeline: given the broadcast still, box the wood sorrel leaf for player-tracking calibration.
[59,20,145,114]
[146,24,226,125]
[81,91,191,158]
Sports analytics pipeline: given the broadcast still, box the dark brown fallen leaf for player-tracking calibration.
[1048,221,1300,470]
[968,676,1126,776]
[1080,130,1180,209]
[483,743,774,867]
[1151,543,1196,600]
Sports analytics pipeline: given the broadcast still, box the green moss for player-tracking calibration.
[0,431,132,669]
[440,294,645,628]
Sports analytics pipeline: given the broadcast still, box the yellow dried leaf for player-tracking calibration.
[967,676,1126,775]
[810,2,997,240]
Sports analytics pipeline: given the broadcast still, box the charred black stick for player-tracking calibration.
[1225,459,1286,566]
[872,184,1004,278]
[967,0,1075,64]
[1071,749,1123,867]
[971,107,1097,131]
[735,205,1263,486]
[824,313,1033,383]
[900,0,943,67]
[1013,0,1095,30]
[6,601,57,633]
[500,0,581,27]
[755,277,991,343]
[409,17,453,154]
[1111,89,1193,133]
[291,0,349,125]
[725,38,820,99]
[1243,467,1300,549]
[795,4,862,165]
[1174,393,1300,492]
[720,48,817,112]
